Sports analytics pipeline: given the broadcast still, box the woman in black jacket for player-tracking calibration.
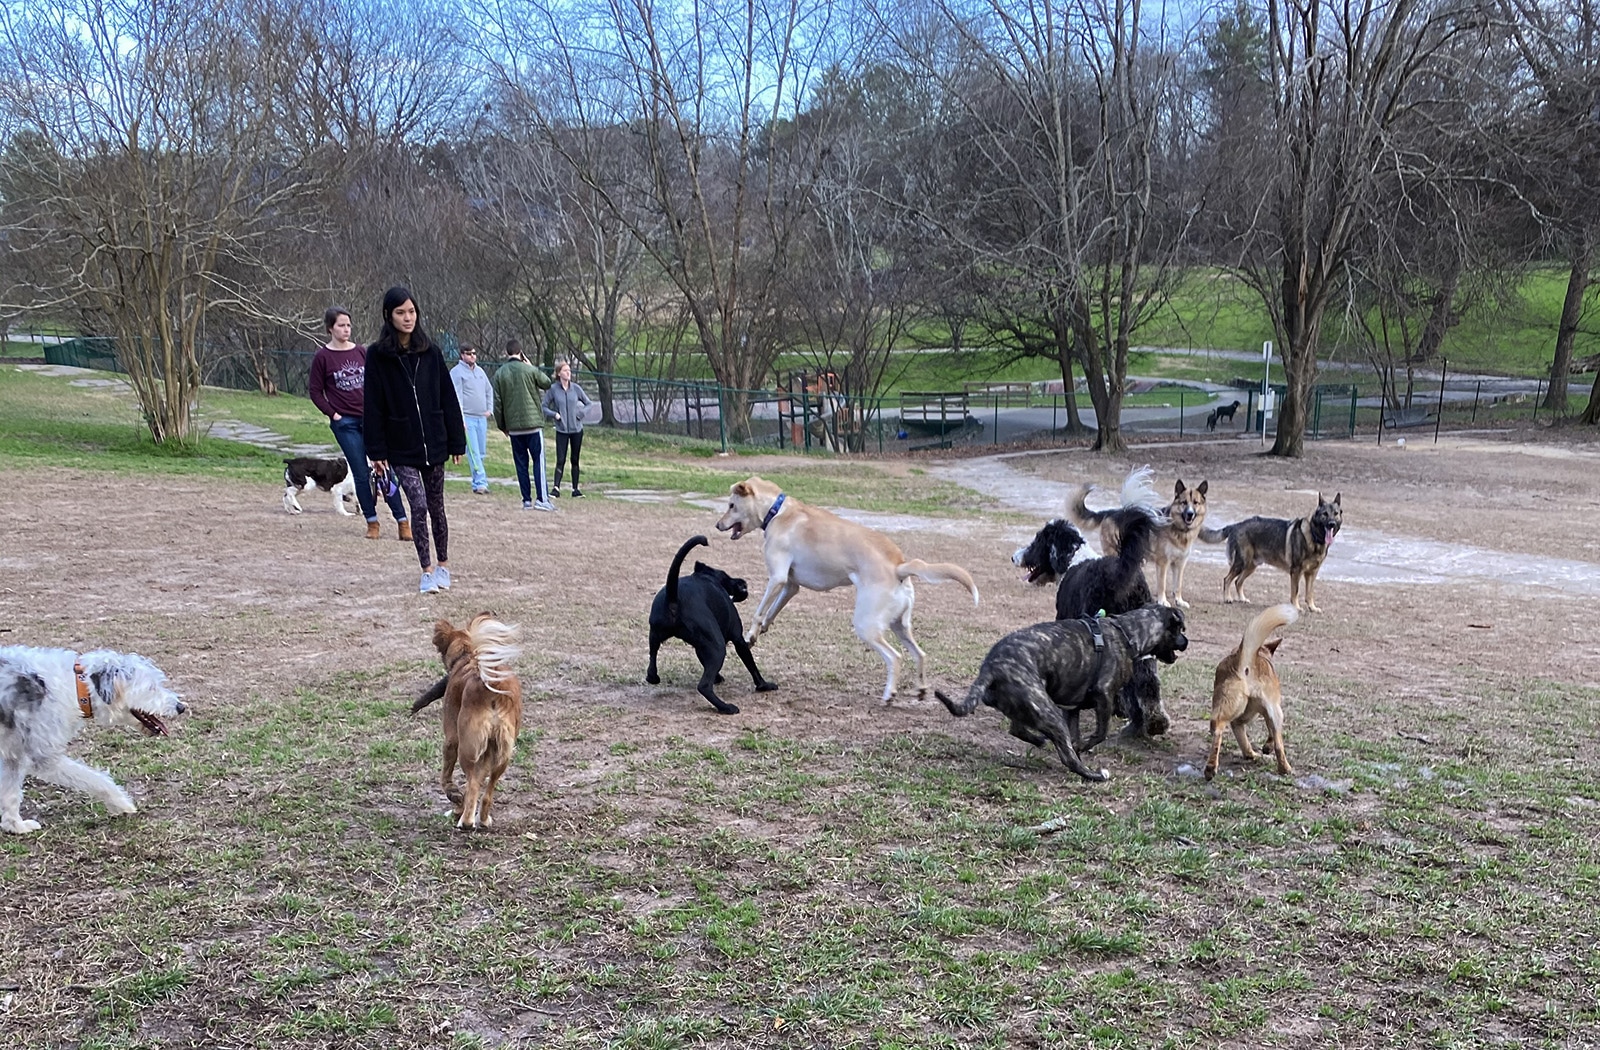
[363,286,466,594]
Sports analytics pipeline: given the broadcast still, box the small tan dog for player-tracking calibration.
[431,613,523,830]
[715,475,979,702]
[1205,604,1298,780]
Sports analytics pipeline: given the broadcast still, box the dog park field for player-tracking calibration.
[2,367,1599,1048]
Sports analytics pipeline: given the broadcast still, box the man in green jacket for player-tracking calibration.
[491,340,555,510]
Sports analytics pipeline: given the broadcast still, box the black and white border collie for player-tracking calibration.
[283,457,356,515]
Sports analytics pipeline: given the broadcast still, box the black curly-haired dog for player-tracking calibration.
[937,606,1188,781]
[646,535,777,715]
[1013,512,1171,736]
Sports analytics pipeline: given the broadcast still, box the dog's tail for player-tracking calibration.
[1068,465,1164,532]
[411,674,448,714]
[1115,510,1160,576]
[897,560,980,605]
[934,672,988,717]
[665,535,710,612]
[1198,522,1234,544]
[1230,604,1298,673]
[465,615,523,695]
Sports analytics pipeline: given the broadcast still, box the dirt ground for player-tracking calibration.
[1,428,1596,796]
[4,427,1600,1047]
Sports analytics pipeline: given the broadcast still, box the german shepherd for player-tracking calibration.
[1199,493,1342,612]
[1205,604,1298,780]
[430,614,523,830]
[1069,467,1209,608]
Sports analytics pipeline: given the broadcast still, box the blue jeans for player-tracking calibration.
[509,431,548,503]
[331,415,408,523]
[463,414,489,491]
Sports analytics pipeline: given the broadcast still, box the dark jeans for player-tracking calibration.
[509,430,548,503]
[395,463,448,569]
[331,415,408,522]
[554,430,583,491]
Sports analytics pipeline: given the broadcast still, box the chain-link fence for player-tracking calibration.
[40,340,1454,453]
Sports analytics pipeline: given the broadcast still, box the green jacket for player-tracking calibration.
[491,358,552,434]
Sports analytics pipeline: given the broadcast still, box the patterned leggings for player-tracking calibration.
[395,463,449,569]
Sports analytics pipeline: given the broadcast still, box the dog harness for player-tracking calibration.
[1079,616,1106,677]
[761,493,787,530]
[73,660,93,720]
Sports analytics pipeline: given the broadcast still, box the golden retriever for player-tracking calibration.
[431,613,523,829]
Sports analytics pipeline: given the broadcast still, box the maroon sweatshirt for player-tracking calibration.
[308,344,369,419]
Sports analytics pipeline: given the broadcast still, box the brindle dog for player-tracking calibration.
[937,606,1188,782]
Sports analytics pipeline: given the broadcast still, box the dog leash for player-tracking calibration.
[73,660,93,719]
[761,493,786,530]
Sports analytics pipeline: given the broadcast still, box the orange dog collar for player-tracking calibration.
[73,660,93,719]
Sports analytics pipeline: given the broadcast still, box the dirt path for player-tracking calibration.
[2,429,1596,737]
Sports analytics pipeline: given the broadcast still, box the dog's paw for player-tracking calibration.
[2,817,41,834]
[645,672,661,685]
[1156,595,1172,608]
[714,702,740,715]
[1173,596,1190,610]
[755,680,778,692]
[1306,603,1321,614]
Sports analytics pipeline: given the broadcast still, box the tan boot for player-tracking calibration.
[397,520,413,542]
[365,520,381,540]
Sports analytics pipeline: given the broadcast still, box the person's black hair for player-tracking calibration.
[371,285,434,354]
[324,306,350,332]
[505,338,523,358]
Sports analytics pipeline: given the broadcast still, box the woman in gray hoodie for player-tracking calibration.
[541,360,593,497]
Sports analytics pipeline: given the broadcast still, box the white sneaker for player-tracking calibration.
[533,500,556,512]
[419,570,438,594]
[522,500,533,510]
[434,566,452,590]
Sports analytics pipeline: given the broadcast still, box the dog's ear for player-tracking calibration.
[1331,492,1341,506]
[1174,479,1185,496]
[731,478,757,497]
[431,619,456,654]
[1264,637,1284,656]
[1196,480,1208,496]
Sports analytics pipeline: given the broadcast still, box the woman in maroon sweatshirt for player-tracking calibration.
[308,306,411,540]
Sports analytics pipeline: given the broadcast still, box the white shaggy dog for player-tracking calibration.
[0,646,186,834]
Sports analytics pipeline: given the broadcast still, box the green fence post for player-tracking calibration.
[718,385,727,453]
[1349,386,1357,438]
[802,391,811,452]
[993,396,999,445]
[1178,390,1185,438]
[631,376,640,436]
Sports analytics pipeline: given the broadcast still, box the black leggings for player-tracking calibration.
[554,431,583,491]
[395,463,448,569]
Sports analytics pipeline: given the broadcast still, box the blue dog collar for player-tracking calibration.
[761,493,786,530]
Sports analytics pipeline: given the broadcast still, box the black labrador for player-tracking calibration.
[646,535,776,714]
[937,606,1188,782]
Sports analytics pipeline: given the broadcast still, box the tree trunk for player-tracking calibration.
[1412,256,1462,363]
[1546,233,1591,415]
[1580,369,1600,424]
[1052,320,1084,436]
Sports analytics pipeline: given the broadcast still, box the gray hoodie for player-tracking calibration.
[542,378,592,434]
[450,360,494,417]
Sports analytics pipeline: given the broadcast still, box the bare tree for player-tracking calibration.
[885,0,1201,452]
[479,0,837,438]
[1490,0,1600,417]
[1213,0,1484,456]
[0,0,322,443]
